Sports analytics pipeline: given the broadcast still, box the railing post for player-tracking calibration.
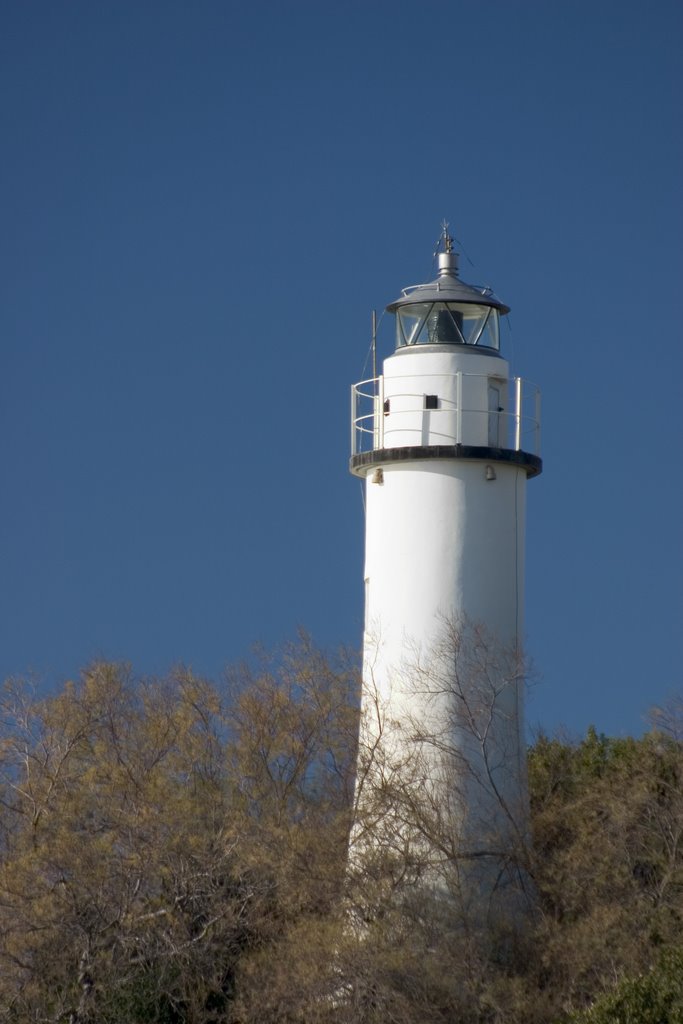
[378,375,384,450]
[351,384,356,456]
[535,389,541,456]
[456,371,462,443]
[514,377,522,451]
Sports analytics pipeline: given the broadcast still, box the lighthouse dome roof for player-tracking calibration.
[386,273,510,316]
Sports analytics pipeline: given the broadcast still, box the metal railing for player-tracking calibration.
[351,373,541,457]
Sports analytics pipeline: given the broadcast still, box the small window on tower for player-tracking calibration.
[425,394,439,410]
[383,398,391,414]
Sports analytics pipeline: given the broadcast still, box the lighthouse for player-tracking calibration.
[350,226,542,920]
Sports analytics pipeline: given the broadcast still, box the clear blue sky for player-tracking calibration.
[1,0,681,738]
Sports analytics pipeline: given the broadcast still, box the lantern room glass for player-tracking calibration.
[396,302,499,350]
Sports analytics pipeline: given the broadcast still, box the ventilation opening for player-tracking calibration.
[424,394,439,410]
[383,398,391,414]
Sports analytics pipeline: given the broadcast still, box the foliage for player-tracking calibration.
[0,643,681,1023]
[529,709,683,1015]
[0,642,358,1023]
[565,947,683,1023]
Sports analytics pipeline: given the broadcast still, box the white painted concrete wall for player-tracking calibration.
[382,345,508,449]
[357,344,531,886]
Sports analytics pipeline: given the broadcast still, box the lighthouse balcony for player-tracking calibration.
[351,373,541,476]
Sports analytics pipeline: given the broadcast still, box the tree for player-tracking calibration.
[528,711,683,1017]
[0,642,359,1023]
[350,619,536,938]
[0,663,244,1021]
[0,641,681,1023]
[566,948,683,1024]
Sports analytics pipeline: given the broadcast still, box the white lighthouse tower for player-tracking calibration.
[350,226,542,918]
